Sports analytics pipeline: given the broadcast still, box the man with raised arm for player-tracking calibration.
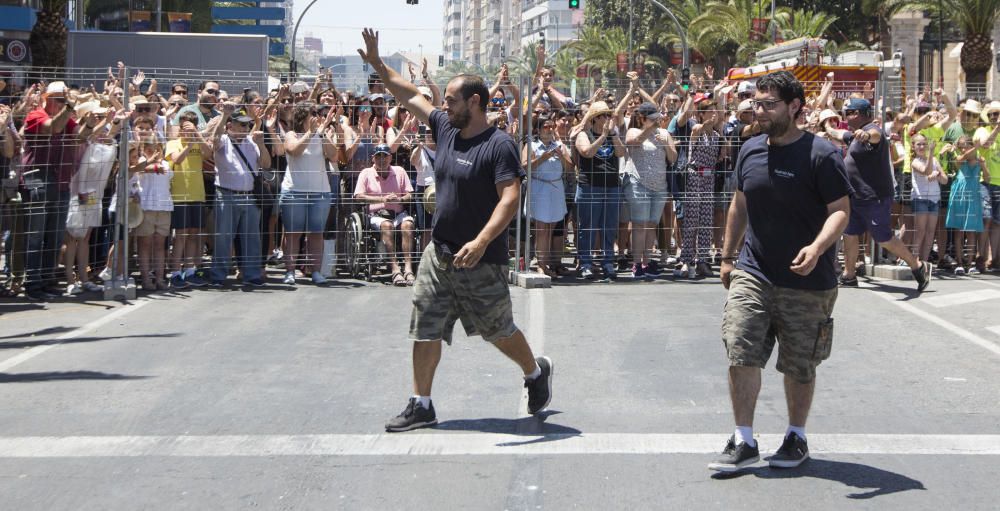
[357,28,553,432]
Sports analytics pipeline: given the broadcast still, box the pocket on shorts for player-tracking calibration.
[812,318,834,361]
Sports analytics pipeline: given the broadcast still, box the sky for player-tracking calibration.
[292,0,444,58]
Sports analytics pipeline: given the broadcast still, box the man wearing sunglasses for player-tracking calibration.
[207,103,271,287]
[171,80,221,134]
[824,97,930,291]
[172,83,189,99]
[713,71,852,473]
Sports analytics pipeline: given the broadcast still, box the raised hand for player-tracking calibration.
[627,71,639,84]
[422,57,430,79]
[358,28,381,66]
[704,64,714,80]
[408,62,417,82]
[221,102,237,116]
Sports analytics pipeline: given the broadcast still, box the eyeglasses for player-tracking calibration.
[233,121,250,128]
[989,113,1000,118]
[750,99,783,111]
[844,109,862,116]
[173,89,188,95]
[204,88,220,96]
[169,101,186,107]
[491,98,506,105]
[136,106,154,112]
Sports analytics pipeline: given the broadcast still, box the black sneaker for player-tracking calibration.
[385,397,437,432]
[25,290,58,302]
[768,432,810,468]
[913,261,930,293]
[838,274,858,287]
[186,270,209,287]
[707,435,760,472]
[525,356,553,414]
[243,278,266,287]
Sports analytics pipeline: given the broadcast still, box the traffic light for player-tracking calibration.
[568,0,580,9]
[681,67,691,91]
[538,30,545,50]
[406,0,419,4]
[438,55,444,67]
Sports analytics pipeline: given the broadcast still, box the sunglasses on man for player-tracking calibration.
[204,88,220,96]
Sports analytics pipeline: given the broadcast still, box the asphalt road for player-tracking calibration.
[2,268,999,510]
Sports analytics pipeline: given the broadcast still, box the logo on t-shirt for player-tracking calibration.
[774,169,795,179]
[456,158,473,166]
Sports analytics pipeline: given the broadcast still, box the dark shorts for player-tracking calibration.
[845,197,894,242]
[409,243,517,345]
[912,198,940,214]
[722,270,837,383]
[988,184,1000,223]
[171,202,204,230]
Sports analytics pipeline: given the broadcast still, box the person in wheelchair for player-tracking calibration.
[353,144,416,286]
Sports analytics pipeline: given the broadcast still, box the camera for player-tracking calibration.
[418,124,428,136]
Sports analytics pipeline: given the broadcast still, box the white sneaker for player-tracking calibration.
[311,271,327,284]
[283,272,296,285]
[968,267,981,275]
[66,283,83,295]
[98,267,112,281]
[688,264,697,279]
[81,281,104,292]
[954,266,966,275]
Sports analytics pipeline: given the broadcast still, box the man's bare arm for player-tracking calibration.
[358,29,434,124]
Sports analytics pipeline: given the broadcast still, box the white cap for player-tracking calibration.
[737,99,754,113]
[737,81,756,94]
[417,86,432,98]
[45,81,67,96]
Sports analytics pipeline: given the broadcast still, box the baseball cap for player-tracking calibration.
[635,102,662,120]
[231,109,253,124]
[44,81,67,97]
[844,98,871,112]
[737,99,754,113]
[369,93,386,102]
[737,81,756,95]
[373,143,392,156]
[417,86,432,99]
[914,101,932,114]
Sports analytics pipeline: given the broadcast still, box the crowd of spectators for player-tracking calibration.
[2,52,1000,301]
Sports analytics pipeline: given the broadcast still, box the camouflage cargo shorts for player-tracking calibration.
[408,242,518,345]
[721,269,837,383]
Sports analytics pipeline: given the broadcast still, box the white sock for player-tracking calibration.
[735,426,756,447]
[786,425,806,440]
[412,395,431,409]
[525,364,542,380]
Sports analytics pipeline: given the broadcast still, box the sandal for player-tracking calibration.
[404,271,415,286]
[392,272,407,287]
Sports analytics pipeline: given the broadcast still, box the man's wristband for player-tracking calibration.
[720,256,737,262]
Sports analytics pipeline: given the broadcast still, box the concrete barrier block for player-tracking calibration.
[516,272,552,289]
[872,264,914,280]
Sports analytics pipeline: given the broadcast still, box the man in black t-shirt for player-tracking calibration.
[358,29,552,433]
[710,71,852,473]
[824,98,930,290]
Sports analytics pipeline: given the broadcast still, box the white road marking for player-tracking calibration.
[985,325,1000,337]
[0,433,997,458]
[0,300,150,372]
[922,289,1000,308]
[870,292,1000,358]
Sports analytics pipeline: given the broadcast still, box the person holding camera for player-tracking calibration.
[354,143,415,286]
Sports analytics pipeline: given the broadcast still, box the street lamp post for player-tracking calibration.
[290,0,321,80]
[647,0,688,69]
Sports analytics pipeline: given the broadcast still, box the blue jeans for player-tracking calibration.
[575,184,621,268]
[211,189,262,282]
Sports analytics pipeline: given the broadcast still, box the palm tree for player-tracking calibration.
[941,0,1000,93]
[30,0,69,71]
[689,0,789,64]
[563,25,633,80]
[775,9,839,41]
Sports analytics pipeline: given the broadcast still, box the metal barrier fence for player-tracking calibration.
[1,67,996,299]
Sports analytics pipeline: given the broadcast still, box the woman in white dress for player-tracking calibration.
[522,113,572,276]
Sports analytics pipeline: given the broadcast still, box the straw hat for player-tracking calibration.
[579,100,612,128]
[980,100,1000,123]
[962,99,983,115]
[74,100,107,117]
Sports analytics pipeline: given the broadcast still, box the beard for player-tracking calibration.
[761,114,792,138]
[449,108,471,129]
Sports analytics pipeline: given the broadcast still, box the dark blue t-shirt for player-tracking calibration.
[736,132,853,290]
[844,122,893,201]
[428,109,524,265]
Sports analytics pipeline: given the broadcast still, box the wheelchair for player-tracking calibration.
[344,204,423,282]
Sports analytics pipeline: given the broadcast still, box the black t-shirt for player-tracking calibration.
[736,132,853,290]
[428,109,523,265]
[843,122,893,201]
[577,131,620,188]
